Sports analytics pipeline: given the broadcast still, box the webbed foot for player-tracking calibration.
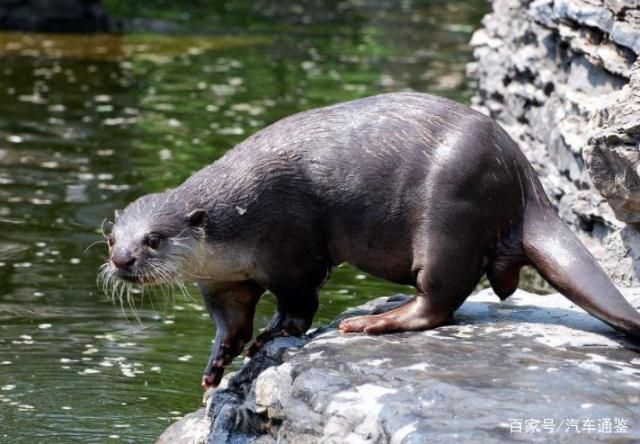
[339,297,450,335]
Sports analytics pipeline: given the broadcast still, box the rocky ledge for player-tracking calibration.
[468,0,640,285]
[157,288,640,444]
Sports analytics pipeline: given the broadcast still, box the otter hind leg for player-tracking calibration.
[339,295,452,334]
[340,234,484,335]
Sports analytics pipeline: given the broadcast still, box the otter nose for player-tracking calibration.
[112,253,136,269]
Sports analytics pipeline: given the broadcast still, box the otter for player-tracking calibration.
[102,93,640,389]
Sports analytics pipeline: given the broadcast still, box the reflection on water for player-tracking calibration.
[0,31,270,61]
[0,1,492,442]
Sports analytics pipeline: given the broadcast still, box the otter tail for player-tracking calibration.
[523,206,640,341]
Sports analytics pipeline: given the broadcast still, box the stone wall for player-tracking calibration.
[468,0,640,285]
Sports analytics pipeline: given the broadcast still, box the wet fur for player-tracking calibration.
[103,92,640,387]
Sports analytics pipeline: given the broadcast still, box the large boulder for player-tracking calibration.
[158,289,640,443]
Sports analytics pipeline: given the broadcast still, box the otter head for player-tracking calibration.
[104,192,206,287]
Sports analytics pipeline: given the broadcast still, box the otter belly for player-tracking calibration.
[324,194,420,285]
[345,243,415,285]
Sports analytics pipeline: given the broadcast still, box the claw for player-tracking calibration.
[201,365,224,390]
[202,349,231,390]
[201,334,250,390]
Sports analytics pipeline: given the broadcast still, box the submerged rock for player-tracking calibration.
[159,289,640,443]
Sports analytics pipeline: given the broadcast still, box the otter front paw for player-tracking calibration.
[201,338,246,389]
[202,366,224,390]
[245,314,311,357]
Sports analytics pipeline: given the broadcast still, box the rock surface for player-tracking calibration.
[157,408,210,444]
[159,289,640,443]
[468,0,640,285]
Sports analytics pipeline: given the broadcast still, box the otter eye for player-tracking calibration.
[145,233,161,249]
[107,235,115,248]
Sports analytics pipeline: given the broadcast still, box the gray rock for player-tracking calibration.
[263,289,640,443]
[470,0,640,285]
[156,408,210,444]
[207,336,307,444]
[585,60,640,224]
[159,290,640,443]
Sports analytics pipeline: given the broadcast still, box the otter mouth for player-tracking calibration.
[115,270,142,283]
[114,269,156,285]
[109,260,182,286]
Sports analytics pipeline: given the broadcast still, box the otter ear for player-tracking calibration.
[186,209,206,227]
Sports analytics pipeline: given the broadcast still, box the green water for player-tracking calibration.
[0,2,492,442]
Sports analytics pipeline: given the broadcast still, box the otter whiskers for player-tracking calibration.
[98,254,195,323]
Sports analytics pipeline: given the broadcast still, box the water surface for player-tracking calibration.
[0,1,499,441]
